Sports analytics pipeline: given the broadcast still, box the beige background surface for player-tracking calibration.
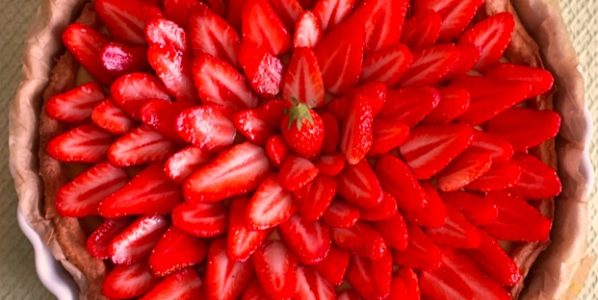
[0,0,596,299]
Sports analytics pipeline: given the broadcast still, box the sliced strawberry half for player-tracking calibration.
[322,199,361,228]
[242,0,292,56]
[331,222,387,260]
[339,93,374,164]
[62,23,115,85]
[172,202,228,238]
[441,191,498,226]
[466,160,522,192]
[99,163,182,218]
[486,63,555,98]
[91,98,137,135]
[295,265,336,300]
[374,154,427,213]
[425,204,481,248]
[337,159,383,208]
[140,99,195,143]
[235,102,289,146]
[108,125,178,167]
[437,0,484,42]
[437,149,493,192]
[373,213,409,251]
[509,153,562,199]
[466,229,522,286]
[402,181,447,228]
[397,44,460,87]
[165,146,213,184]
[378,86,441,127]
[266,134,291,167]
[283,47,326,108]
[469,130,514,165]
[346,253,393,300]
[443,44,481,81]
[279,155,320,192]
[313,246,350,286]
[149,226,208,277]
[315,153,346,176]
[279,215,332,265]
[392,224,442,270]
[109,215,169,265]
[176,105,236,152]
[145,18,188,53]
[87,217,133,260]
[356,0,409,53]
[164,0,207,27]
[294,11,322,48]
[265,0,304,31]
[401,10,442,50]
[205,238,255,300]
[359,192,398,221]
[238,41,284,98]
[140,268,203,300]
[253,241,298,299]
[46,123,113,163]
[110,73,171,120]
[396,267,420,300]
[313,0,355,32]
[294,175,338,221]
[101,42,152,78]
[95,0,163,45]
[103,262,160,299]
[246,174,296,230]
[148,44,200,104]
[46,82,106,123]
[422,86,470,124]
[361,43,413,87]
[227,197,271,261]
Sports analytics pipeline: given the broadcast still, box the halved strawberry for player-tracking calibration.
[140,99,195,143]
[266,135,291,167]
[46,124,113,163]
[108,125,178,167]
[227,197,271,261]
[486,63,555,98]
[509,153,562,199]
[176,105,236,152]
[279,215,331,264]
[373,213,409,251]
[87,217,133,260]
[192,54,258,110]
[281,102,325,159]
[96,0,163,45]
[337,159,383,208]
[425,204,481,248]
[402,181,447,228]
[458,12,515,71]
[313,246,350,286]
[374,154,427,212]
[359,192,397,221]
[392,224,442,270]
[356,0,408,53]
[140,268,203,300]
[485,107,561,152]
[322,199,361,228]
[279,155,320,192]
[149,226,208,277]
[361,43,412,87]
[331,222,387,259]
[295,266,336,300]
[399,123,475,179]
[101,42,151,78]
[235,103,288,146]
[165,146,213,184]
[397,44,460,87]
[242,0,292,56]
[468,130,514,165]
[294,11,322,48]
[437,0,484,42]
[437,149,493,192]
[109,215,169,265]
[422,86,470,124]
[401,10,442,50]
[441,191,498,226]
[164,0,207,27]
[91,98,137,135]
[313,0,355,32]
[265,0,304,31]
[315,153,346,176]
[103,262,160,299]
[339,93,374,164]
[62,24,115,85]
[294,175,338,221]
[242,280,270,300]
[377,86,440,127]
[237,42,284,98]
[467,229,522,286]
[148,45,200,103]
[368,119,410,156]
[466,160,522,191]
[246,174,296,230]
[205,238,255,300]
[482,191,553,242]
[283,47,326,108]
[145,18,188,53]
[56,162,127,218]
[396,268,420,300]
[183,142,271,202]
[46,82,106,123]
[253,241,298,299]
[346,253,393,300]
[99,163,182,218]
[111,73,171,120]
[189,4,240,68]
[442,43,481,80]
[172,202,228,237]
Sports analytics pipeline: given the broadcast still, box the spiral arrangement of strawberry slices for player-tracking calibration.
[45,0,563,299]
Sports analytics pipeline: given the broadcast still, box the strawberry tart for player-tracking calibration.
[11,0,591,299]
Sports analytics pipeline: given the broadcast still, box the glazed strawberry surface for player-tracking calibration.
[46,0,563,299]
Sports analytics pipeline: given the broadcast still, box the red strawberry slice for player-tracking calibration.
[331,222,387,260]
[189,4,241,68]
[486,63,555,98]
[246,174,296,230]
[437,0,484,42]
[101,42,151,78]
[99,163,182,218]
[411,0,458,16]
[322,199,361,228]
[103,262,160,299]
[485,107,561,152]
[148,45,200,104]
[361,43,413,87]
[315,153,346,176]
[509,153,562,199]
[396,268,420,300]
[458,12,515,71]
[337,159,383,208]
[373,213,409,251]
[397,44,460,87]
[111,73,171,120]
[205,238,255,300]
[467,229,522,286]
[87,217,133,260]
[346,253,393,300]
[183,142,271,202]
[378,86,441,127]
[313,246,350,286]
[422,86,470,124]
[266,135,291,167]
[374,154,427,213]
[145,18,188,53]
[353,81,388,119]
[279,215,332,264]
[294,11,322,48]
[466,160,522,191]
[425,204,481,248]
[164,0,207,27]
[108,125,178,167]
[392,224,442,270]
[235,104,287,146]
[313,0,355,32]
[56,162,127,218]
[46,82,106,123]
[96,0,163,45]
[368,119,410,156]
[283,47,326,108]
[242,0,292,56]
[253,241,298,299]
[443,44,481,80]
[399,123,475,179]
[149,226,208,277]
[469,130,514,165]
[140,99,195,143]
[176,105,236,152]
[265,0,304,31]
[172,201,228,238]
[165,146,213,184]
[192,54,258,110]
[337,290,364,300]
[359,192,398,221]
[401,10,442,50]
[91,98,137,135]
[227,197,271,261]
[62,24,115,85]
[437,149,493,192]
[279,155,320,192]
[242,280,270,300]
[339,93,374,164]
[441,191,498,226]
[320,112,340,154]
[109,215,169,265]
[238,42,284,98]
[356,0,408,53]
[46,124,113,163]
[296,266,336,300]
[281,103,325,159]
[294,175,338,221]
[402,182,447,228]
[482,191,552,242]
[226,0,248,32]
[140,268,203,300]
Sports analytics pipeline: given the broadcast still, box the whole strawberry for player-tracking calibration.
[281,100,324,160]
